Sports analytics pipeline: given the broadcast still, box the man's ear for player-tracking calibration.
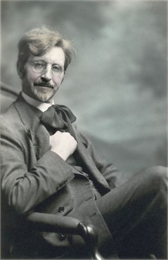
[61,72,65,84]
[61,77,64,84]
[17,67,24,79]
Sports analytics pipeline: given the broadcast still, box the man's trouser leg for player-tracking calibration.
[96,166,167,259]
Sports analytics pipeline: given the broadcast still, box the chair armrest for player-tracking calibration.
[27,212,81,234]
[26,212,105,260]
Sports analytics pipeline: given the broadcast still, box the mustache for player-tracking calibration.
[34,82,54,88]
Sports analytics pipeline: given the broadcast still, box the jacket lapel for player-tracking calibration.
[14,93,50,160]
[72,127,110,192]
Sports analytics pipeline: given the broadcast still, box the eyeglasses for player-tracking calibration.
[28,60,64,76]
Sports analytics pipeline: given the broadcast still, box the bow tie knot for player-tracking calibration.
[40,105,76,132]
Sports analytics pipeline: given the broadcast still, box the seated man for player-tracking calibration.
[1,26,167,259]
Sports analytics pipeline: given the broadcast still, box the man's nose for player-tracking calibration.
[41,67,52,81]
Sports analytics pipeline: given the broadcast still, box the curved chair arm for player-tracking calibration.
[78,223,105,260]
[27,212,81,234]
[26,212,105,260]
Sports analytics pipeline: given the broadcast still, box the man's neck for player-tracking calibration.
[21,91,55,112]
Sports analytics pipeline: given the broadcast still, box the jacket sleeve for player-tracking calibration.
[75,128,127,189]
[0,119,74,215]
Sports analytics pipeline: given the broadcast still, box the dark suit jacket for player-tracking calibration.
[1,93,122,258]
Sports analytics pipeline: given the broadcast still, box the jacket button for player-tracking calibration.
[59,234,67,241]
[58,206,64,213]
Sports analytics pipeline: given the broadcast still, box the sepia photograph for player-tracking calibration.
[1,0,167,259]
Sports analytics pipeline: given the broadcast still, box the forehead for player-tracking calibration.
[28,46,65,66]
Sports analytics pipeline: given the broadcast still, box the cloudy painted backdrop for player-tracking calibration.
[1,0,167,173]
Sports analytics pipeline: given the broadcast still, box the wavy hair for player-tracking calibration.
[17,26,76,78]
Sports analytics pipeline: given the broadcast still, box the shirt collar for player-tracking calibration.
[21,91,55,112]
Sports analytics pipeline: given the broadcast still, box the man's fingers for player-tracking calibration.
[49,131,77,160]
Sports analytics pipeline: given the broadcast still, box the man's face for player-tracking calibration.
[22,46,65,102]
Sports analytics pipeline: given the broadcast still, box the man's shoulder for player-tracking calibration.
[1,110,18,136]
[1,102,17,121]
[0,97,27,129]
[0,100,30,144]
[1,95,31,120]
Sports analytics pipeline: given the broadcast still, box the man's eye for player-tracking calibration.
[34,62,45,70]
[34,62,45,72]
[52,65,62,72]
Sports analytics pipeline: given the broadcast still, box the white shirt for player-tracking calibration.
[22,91,55,112]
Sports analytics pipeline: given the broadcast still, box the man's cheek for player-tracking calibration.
[28,72,39,83]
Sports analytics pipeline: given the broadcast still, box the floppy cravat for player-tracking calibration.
[40,105,76,135]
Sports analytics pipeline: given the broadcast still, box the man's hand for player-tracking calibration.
[49,131,77,161]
